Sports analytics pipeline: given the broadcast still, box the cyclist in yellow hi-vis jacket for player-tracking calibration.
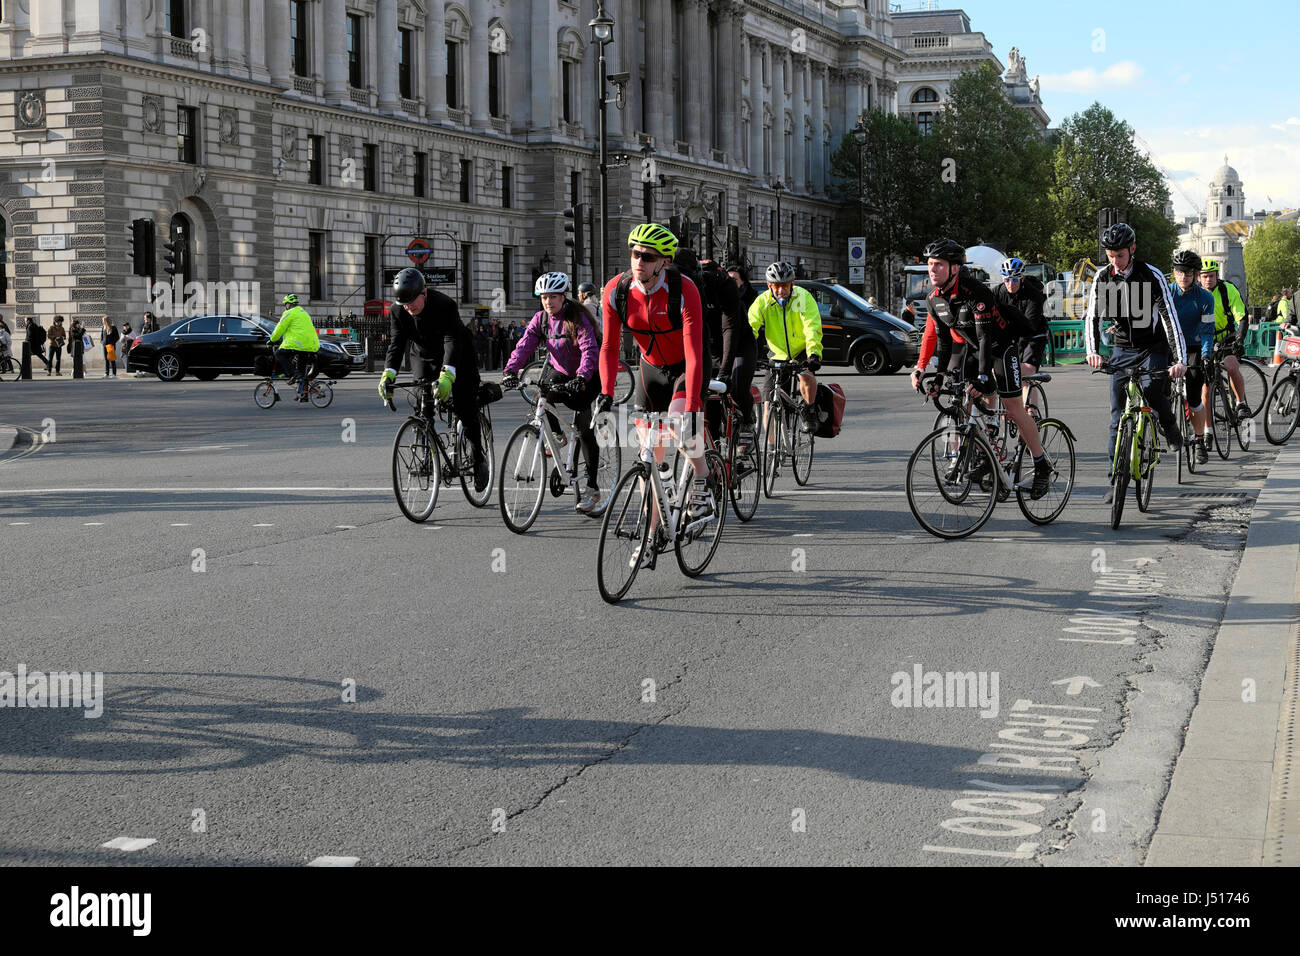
[269,293,320,402]
[748,261,823,433]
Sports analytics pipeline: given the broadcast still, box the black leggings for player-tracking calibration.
[540,365,601,489]
[710,341,757,438]
[411,356,485,468]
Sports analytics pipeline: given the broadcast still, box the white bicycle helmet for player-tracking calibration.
[534,271,571,296]
[1000,257,1025,279]
[765,261,796,283]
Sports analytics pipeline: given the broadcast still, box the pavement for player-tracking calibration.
[1146,440,1300,866]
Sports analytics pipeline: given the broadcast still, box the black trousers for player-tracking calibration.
[411,356,485,469]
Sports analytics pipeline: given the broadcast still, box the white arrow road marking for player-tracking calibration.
[101,837,156,852]
[1127,557,1159,567]
[1052,676,1101,696]
[307,856,359,867]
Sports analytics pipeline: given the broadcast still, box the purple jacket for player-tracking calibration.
[503,302,598,380]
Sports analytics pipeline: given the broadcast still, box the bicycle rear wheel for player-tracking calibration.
[308,380,333,408]
[906,425,997,539]
[458,412,495,508]
[1135,416,1156,513]
[1110,419,1131,530]
[597,464,653,604]
[1025,381,1048,421]
[1264,375,1300,445]
[1180,400,1197,477]
[675,449,727,577]
[253,381,277,409]
[614,362,635,405]
[791,408,814,486]
[761,406,780,498]
[1237,359,1268,420]
[1015,418,1075,525]
[392,418,439,522]
[499,423,546,533]
[1211,381,1233,460]
[728,415,761,522]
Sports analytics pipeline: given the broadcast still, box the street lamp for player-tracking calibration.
[590,4,618,288]
[773,178,785,261]
[851,116,867,295]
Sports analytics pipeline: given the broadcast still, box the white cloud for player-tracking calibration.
[1287,117,1300,126]
[1039,61,1144,94]
[1139,124,1300,218]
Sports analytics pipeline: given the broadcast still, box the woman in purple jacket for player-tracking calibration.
[501,271,603,514]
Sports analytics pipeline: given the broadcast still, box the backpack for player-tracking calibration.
[813,383,846,438]
[573,298,602,345]
[29,323,46,347]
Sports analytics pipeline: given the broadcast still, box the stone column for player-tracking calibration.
[749,37,765,178]
[72,0,123,54]
[693,0,711,151]
[772,51,787,185]
[323,0,349,101]
[529,1,550,130]
[811,62,825,195]
[376,0,399,111]
[468,0,490,128]
[791,54,806,192]
[426,1,448,122]
[716,2,737,160]
[604,0,624,141]
[619,0,641,136]
[645,0,667,145]
[845,68,863,130]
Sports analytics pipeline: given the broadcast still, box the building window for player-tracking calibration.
[446,41,460,109]
[562,60,574,123]
[501,165,513,208]
[461,243,474,302]
[413,150,427,198]
[1226,205,1232,218]
[347,14,363,88]
[912,87,939,104]
[747,205,754,232]
[0,216,8,305]
[489,52,503,118]
[166,0,187,39]
[640,74,647,133]
[309,231,326,300]
[309,134,323,185]
[364,143,378,191]
[365,235,380,300]
[502,248,513,305]
[177,106,198,164]
[291,1,309,77]
[399,28,414,99]
[916,111,934,136]
[1226,185,1233,196]
[460,159,472,202]
[570,171,581,207]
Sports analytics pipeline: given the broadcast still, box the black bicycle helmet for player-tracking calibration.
[1172,249,1202,272]
[392,267,426,305]
[576,281,597,296]
[922,238,966,264]
[1102,222,1137,250]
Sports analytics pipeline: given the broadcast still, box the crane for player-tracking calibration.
[1131,129,1202,218]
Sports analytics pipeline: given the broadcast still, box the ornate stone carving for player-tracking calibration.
[280,126,298,160]
[16,90,46,130]
[338,133,353,156]
[142,94,163,133]
[218,107,237,145]
[392,146,406,176]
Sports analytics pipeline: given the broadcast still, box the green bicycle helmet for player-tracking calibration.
[1200,257,1220,273]
[282,293,299,306]
[627,222,678,258]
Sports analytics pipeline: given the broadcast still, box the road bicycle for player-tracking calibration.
[906,372,1075,539]
[1204,344,1263,457]
[596,410,727,604]
[384,379,498,522]
[758,358,815,497]
[1169,378,1198,484]
[702,377,762,523]
[519,357,634,407]
[1264,336,1300,444]
[498,378,621,533]
[1098,362,1171,530]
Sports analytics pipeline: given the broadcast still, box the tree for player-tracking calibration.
[828,109,938,302]
[1243,218,1300,304]
[1049,103,1178,271]
[930,62,1055,256]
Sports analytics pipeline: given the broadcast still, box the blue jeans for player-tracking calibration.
[1107,347,1177,462]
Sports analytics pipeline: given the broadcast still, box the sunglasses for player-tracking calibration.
[630,250,663,263]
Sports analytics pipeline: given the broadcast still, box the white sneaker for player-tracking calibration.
[629,527,665,569]
[688,479,715,521]
[575,488,602,514]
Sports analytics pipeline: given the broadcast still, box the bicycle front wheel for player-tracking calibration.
[253,381,277,409]
[1135,416,1156,513]
[675,449,728,577]
[392,418,439,522]
[761,406,780,498]
[458,412,494,508]
[906,425,997,539]
[309,380,333,408]
[1110,418,1132,530]
[1264,375,1300,445]
[519,360,545,407]
[1015,418,1075,525]
[614,362,635,405]
[499,423,546,533]
[791,411,814,486]
[728,416,761,522]
[1180,400,1197,477]
[1211,381,1233,460]
[574,426,622,518]
[1238,359,1268,420]
[597,464,653,604]
[0,355,23,381]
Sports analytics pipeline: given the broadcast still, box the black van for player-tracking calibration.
[749,279,920,374]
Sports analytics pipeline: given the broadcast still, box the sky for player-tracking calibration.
[907,0,1299,220]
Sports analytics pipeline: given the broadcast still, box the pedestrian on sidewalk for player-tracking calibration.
[26,317,51,372]
[120,321,133,371]
[141,311,158,335]
[68,318,87,378]
[101,315,119,378]
[0,319,13,375]
[47,316,67,376]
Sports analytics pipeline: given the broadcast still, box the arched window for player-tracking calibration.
[1225,185,1232,196]
[1226,205,1232,218]
[916,111,933,135]
[911,87,939,104]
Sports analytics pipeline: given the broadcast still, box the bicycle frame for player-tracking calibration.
[394,385,478,484]
[632,411,712,544]
[1110,370,1157,481]
[523,385,588,498]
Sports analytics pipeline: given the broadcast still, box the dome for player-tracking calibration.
[1211,155,1240,184]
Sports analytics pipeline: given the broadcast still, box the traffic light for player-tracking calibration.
[668,215,682,240]
[162,237,182,278]
[702,219,715,261]
[562,203,586,276]
[130,219,155,278]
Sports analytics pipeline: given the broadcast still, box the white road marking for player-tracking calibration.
[335,525,356,530]
[9,522,30,526]
[170,523,190,527]
[307,856,359,867]
[253,523,274,527]
[83,522,104,526]
[146,443,252,454]
[792,533,813,537]
[101,837,156,852]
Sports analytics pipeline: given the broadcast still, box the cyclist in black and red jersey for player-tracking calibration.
[909,238,1053,499]
[598,223,713,566]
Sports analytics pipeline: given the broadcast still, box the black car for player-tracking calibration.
[126,315,362,382]
[748,280,920,374]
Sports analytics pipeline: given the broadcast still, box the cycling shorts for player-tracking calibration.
[631,358,708,413]
[1019,337,1046,369]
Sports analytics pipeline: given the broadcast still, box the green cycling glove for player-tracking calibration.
[378,368,396,402]
[435,368,455,401]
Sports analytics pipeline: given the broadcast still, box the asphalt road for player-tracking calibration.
[0,365,1274,865]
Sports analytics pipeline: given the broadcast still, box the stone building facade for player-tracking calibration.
[1177,158,1248,296]
[0,0,906,335]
